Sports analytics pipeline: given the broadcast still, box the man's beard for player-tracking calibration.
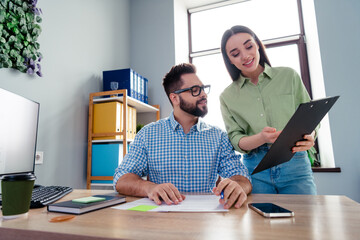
[179,95,208,118]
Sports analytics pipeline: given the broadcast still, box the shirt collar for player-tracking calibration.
[168,112,179,131]
[263,63,273,79]
[236,63,273,88]
[168,111,204,132]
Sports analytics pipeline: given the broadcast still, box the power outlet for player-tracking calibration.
[35,151,44,165]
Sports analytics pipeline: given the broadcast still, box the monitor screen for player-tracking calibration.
[0,88,39,177]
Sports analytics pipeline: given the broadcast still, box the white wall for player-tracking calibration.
[174,0,190,64]
[312,0,360,202]
[0,0,130,188]
[129,0,176,119]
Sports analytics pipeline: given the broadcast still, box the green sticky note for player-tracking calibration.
[72,196,106,203]
[128,205,159,212]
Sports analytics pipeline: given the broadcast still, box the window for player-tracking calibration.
[188,0,336,169]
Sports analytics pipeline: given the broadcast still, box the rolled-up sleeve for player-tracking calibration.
[217,131,251,183]
[113,129,148,189]
[220,95,249,154]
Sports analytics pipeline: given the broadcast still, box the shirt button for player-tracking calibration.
[260,113,264,117]
[257,98,260,101]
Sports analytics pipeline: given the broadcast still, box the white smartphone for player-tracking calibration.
[248,203,294,218]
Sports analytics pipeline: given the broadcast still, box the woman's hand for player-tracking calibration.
[260,126,282,144]
[238,126,282,151]
[292,131,315,153]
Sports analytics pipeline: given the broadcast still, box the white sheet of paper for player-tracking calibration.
[112,194,228,212]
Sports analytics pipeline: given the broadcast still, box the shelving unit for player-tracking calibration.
[86,89,159,189]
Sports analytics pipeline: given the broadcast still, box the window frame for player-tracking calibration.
[187,0,339,171]
[188,0,312,96]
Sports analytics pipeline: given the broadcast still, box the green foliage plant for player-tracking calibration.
[136,124,144,133]
[0,0,43,76]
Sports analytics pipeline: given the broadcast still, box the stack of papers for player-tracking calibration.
[112,194,227,212]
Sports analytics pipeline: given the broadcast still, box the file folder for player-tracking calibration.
[93,102,121,140]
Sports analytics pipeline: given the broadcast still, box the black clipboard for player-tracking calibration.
[251,96,340,175]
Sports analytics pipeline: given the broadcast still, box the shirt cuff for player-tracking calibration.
[231,134,250,154]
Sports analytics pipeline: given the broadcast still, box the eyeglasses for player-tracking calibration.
[173,85,211,97]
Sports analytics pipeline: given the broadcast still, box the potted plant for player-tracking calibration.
[0,0,43,76]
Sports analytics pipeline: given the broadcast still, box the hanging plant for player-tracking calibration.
[0,0,43,77]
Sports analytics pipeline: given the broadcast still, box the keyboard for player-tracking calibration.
[0,185,73,209]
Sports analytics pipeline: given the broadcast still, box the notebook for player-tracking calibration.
[47,193,126,214]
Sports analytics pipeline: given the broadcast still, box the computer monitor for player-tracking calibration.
[0,88,39,178]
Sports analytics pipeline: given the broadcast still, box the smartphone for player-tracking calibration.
[248,203,294,218]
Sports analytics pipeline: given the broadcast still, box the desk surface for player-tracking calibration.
[1,190,359,240]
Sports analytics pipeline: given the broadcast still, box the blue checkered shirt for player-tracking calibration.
[113,112,251,192]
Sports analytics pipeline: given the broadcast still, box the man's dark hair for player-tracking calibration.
[162,63,196,103]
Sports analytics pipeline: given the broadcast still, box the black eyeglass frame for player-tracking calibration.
[172,85,211,97]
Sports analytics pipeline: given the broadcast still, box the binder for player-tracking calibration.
[119,102,123,134]
[252,96,340,175]
[125,106,137,140]
[134,72,139,100]
[133,107,137,138]
[127,106,132,139]
[93,102,121,140]
[140,76,145,102]
[132,72,137,100]
[144,78,148,103]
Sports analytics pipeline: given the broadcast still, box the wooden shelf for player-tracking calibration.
[92,139,134,144]
[86,89,160,189]
[93,96,158,113]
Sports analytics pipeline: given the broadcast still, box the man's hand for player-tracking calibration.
[292,131,315,153]
[212,177,250,209]
[146,183,185,205]
[116,173,185,205]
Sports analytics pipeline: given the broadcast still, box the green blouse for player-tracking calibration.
[220,64,312,154]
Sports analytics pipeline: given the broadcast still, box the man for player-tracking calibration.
[113,63,252,209]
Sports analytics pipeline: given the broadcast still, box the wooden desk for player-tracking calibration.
[1,190,359,240]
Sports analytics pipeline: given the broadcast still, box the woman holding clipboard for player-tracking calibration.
[219,25,317,194]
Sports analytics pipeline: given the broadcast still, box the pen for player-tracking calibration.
[210,187,224,199]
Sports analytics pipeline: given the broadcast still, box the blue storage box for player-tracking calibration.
[103,68,137,100]
[103,68,148,103]
[91,143,123,184]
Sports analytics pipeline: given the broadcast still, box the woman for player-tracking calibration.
[219,25,317,194]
